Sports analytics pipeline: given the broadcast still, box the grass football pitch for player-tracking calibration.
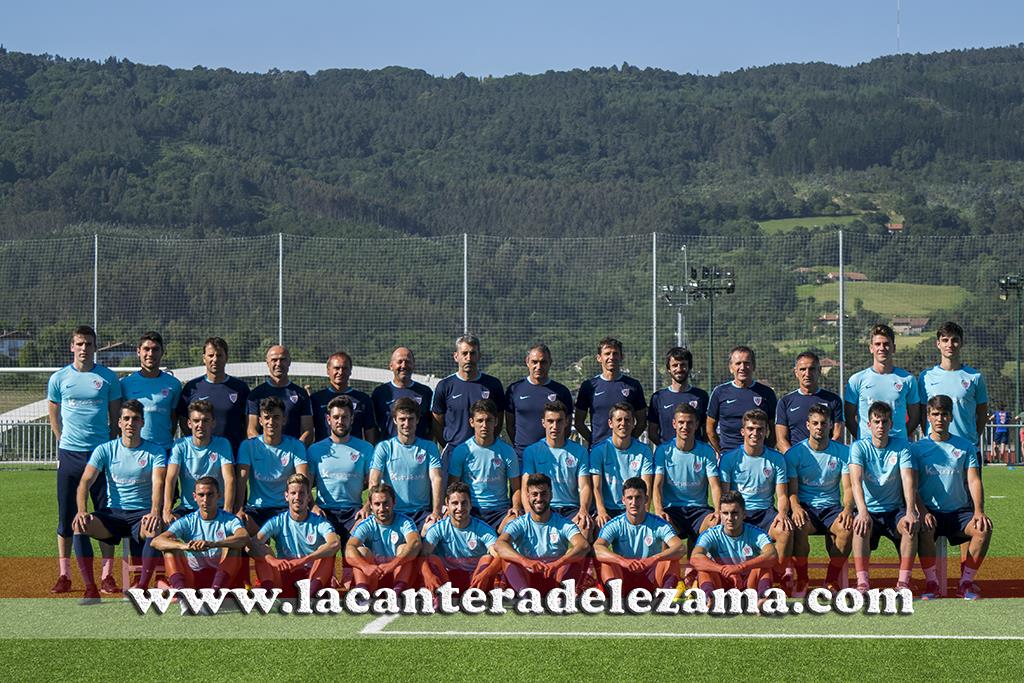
[2,465,1022,680]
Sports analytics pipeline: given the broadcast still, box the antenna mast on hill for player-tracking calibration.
[896,0,901,53]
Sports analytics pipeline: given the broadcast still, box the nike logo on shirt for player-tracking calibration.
[518,396,530,400]
[725,399,737,404]
[451,394,463,399]
[789,406,801,411]
[595,391,606,396]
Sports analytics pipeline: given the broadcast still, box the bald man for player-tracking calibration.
[247,345,315,446]
[371,347,434,440]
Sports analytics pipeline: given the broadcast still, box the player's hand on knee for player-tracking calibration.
[774,513,793,532]
[972,513,992,533]
[791,508,808,529]
[72,512,92,534]
[853,513,871,536]
[923,513,936,530]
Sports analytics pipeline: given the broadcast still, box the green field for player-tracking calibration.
[758,215,863,234]
[798,281,969,317]
[2,466,1022,679]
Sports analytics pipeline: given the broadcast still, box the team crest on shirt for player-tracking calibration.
[565,455,577,468]
[481,390,490,399]
[415,451,426,464]
[288,392,298,404]
[215,530,225,541]
[93,379,103,390]
[753,396,762,406]
[689,400,698,408]
[548,529,560,544]
[952,448,962,458]
[467,537,478,551]
[351,452,360,462]
[209,452,219,464]
[412,396,422,404]
[280,453,290,467]
[548,393,557,402]
[961,379,970,390]
[492,456,503,468]
[762,466,772,478]
[644,533,654,547]
[894,381,903,392]
[305,531,315,544]
[621,388,631,397]
[161,388,170,397]
[886,454,897,467]
[137,454,149,468]
[828,459,837,470]
[390,531,400,545]
[228,393,238,403]
[630,459,641,472]
[742,544,753,557]
[693,461,703,473]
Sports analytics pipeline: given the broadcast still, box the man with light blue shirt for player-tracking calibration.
[719,409,792,586]
[307,395,374,546]
[421,482,502,592]
[574,337,646,448]
[163,399,235,522]
[849,401,918,593]
[786,404,853,595]
[47,324,121,594]
[431,335,506,461]
[595,478,685,591]
[346,483,422,592]
[690,491,777,596]
[72,400,166,603]
[913,395,992,600]
[647,347,709,446]
[252,473,340,597]
[845,324,921,441]
[505,343,574,458]
[237,396,309,534]
[918,322,988,445]
[371,347,433,441]
[448,399,522,530]
[707,346,778,454]
[370,397,444,529]
[494,473,589,593]
[590,402,654,528]
[653,403,721,549]
[119,331,181,452]
[521,401,593,534]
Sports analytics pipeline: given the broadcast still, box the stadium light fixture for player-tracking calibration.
[685,265,736,387]
[998,274,1023,464]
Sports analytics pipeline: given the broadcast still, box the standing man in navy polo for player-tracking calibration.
[775,351,843,453]
[247,344,314,446]
[47,324,121,594]
[372,346,433,441]
[574,337,646,448]
[311,351,378,444]
[177,337,250,451]
[505,343,574,459]
[707,346,778,454]
[648,346,709,446]
[431,334,505,463]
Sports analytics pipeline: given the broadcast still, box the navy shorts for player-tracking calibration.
[92,508,148,544]
[868,508,908,551]
[320,507,360,545]
[403,508,432,528]
[666,505,714,541]
[56,448,107,537]
[745,507,778,534]
[994,431,1008,445]
[246,506,286,529]
[551,506,581,521]
[928,507,974,545]
[472,507,509,530]
[802,504,843,534]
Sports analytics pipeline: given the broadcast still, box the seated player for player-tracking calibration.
[346,484,422,592]
[369,397,443,529]
[849,402,918,593]
[652,403,721,583]
[71,400,167,603]
[786,404,853,595]
[251,474,339,597]
[521,401,593,535]
[912,395,993,600]
[590,402,654,527]
[421,482,502,592]
[448,399,522,531]
[690,491,777,597]
[163,399,236,524]
[494,473,589,593]
[594,477,685,592]
[307,395,374,547]
[718,409,793,589]
[151,476,248,590]
[237,396,309,534]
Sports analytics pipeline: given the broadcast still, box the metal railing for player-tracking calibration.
[0,420,58,463]
[980,422,1024,465]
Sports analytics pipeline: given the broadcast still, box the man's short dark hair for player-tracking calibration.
[729,345,756,366]
[795,350,820,365]
[720,491,746,509]
[871,324,895,343]
[188,399,214,418]
[742,409,769,427]
[327,395,354,414]
[543,401,569,417]
[868,401,893,420]
[138,331,164,348]
[470,399,498,418]
[525,473,552,490]
[204,337,228,355]
[806,404,831,421]
[195,476,220,493]
[259,396,286,415]
[609,401,634,419]
[666,346,693,368]
[121,399,145,417]
[673,403,698,417]
[446,481,471,499]
[927,395,954,414]
[368,483,397,502]
[623,477,647,496]
[528,342,551,358]
[936,321,964,341]
[72,325,97,344]
[391,397,420,417]
[597,337,623,355]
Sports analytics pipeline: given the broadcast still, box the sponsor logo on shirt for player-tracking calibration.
[725,399,737,404]
[789,406,801,412]
[595,391,606,396]
[519,396,530,400]
[229,393,238,403]
[452,394,463,400]
[753,396,762,407]
[644,533,654,546]
[548,529,560,544]
[467,536,478,551]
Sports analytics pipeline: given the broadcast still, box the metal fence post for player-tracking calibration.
[93,234,99,334]
[463,233,469,334]
[652,232,658,393]
[278,233,284,345]
[838,229,845,436]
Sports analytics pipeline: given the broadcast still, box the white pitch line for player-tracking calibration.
[372,630,1024,641]
[989,495,1007,499]
[361,614,400,634]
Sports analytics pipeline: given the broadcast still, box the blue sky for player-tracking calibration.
[4,1,1023,77]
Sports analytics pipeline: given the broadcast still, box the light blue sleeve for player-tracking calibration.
[237,440,253,467]
[903,374,921,406]
[640,445,655,475]
[106,371,123,401]
[316,518,335,538]
[694,528,715,549]
[703,446,720,478]
[424,522,443,546]
[719,452,734,484]
[917,371,929,404]
[653,445,667,475]
[754,529,772,549]
[259,515,281,540]
[169,441,184,466]
[597,516,618,543]
[588,443,603,475]
[479,524,499,548]
[47,371,61,403]
[427,442,442,470]
[572,444,588,478]
[504,445,520,478]
[560,518,582,541]
[844,374,859,404]
[785,449,799,479]
[216,438,235,464]
[503,516,525,543]
[224,516,243,534]
[370,442,387,471]
[848,442,864,468]
[521,448,536,475]
[292,440,307,466]
[167,516,189,538]
[656,519,678,544]
[352,518,374,543]
[448,445,466,478]
[773,453,788,484]
[87,443,107,470]
[899,446,916,470]
[838,444,850,474]
[399,516,418,537]
[966,445,980,469]
[152,447,167,468]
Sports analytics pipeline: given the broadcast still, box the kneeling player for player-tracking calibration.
[690,491,777,595]
[786,405,853,594]
[494,473,589,592]
[251,474,339,597]
[151,476,248,589]
[595,477,685,592]
[421,482,502,592]
[913,395,993,599]
[346,484,422,592]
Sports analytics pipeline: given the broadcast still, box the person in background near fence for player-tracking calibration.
[707,346,778,454]
[912,395,992,600]
[918,322,988,446]
[47,324,121,595]
[775,351,843,453]
[151,476,248,591]
[845,324,921,441]
[590,402,655,528]
[848,401,918,593]
[247,345,314,446]
[120,331,181,454]
[71,400,166,603]
[432,334,506,466]
[236,396,309,534]
[177,337,250,452]
[163,400,235,524]
[311,351,378,445]
[505,343,574,459]
[785,404,853,596]
[648,347,709,446]
[574,337,646,449]
[371,346,433,441]
[989,406,1009,464]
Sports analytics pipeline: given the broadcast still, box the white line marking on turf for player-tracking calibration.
[371,630,1024,641]
[361,614,400,634]
[989,495,1006,499]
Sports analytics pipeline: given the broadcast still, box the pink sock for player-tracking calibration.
[898,569,911,585]
[961,566,978,584]
[923,566,937,583]
[58,558,71,577]
[856,570,869,586]
[101,558,114,579]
